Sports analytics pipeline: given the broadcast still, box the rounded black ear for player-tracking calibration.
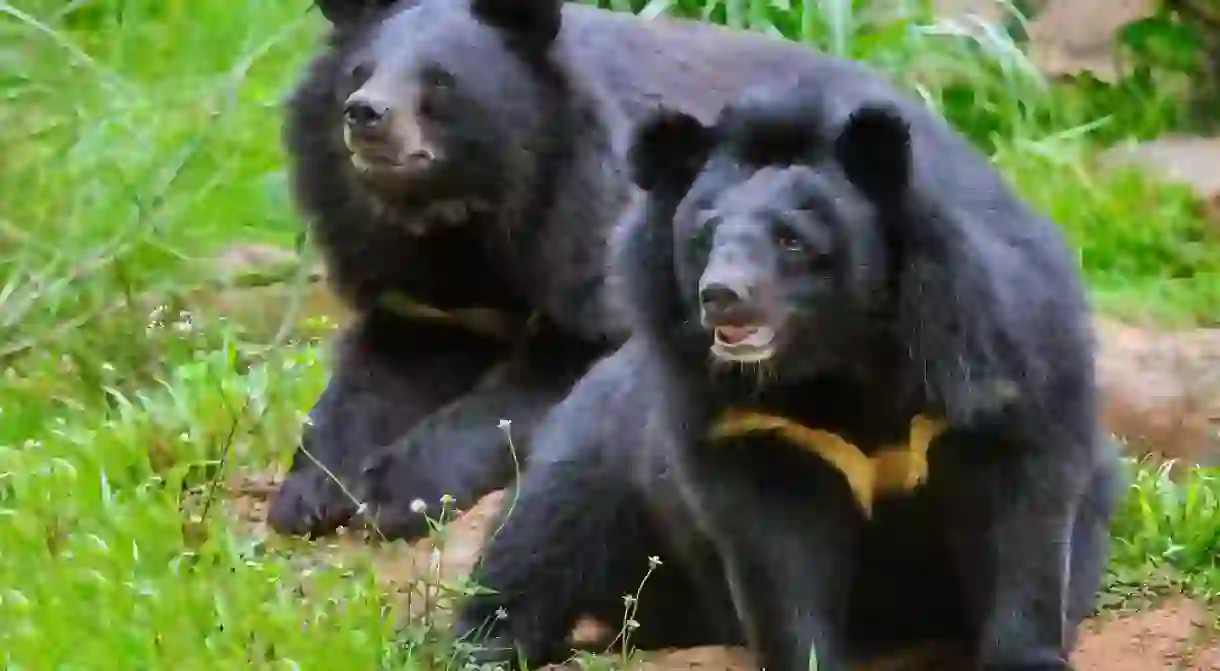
[627,108,714,194]
[314,0,398,27]
[834,102,911,200]
[471,0,563,46]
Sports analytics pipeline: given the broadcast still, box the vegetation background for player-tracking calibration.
[0,0,1217,668]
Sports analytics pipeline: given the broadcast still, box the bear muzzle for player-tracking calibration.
[342,91,440,178]
[698,274,779,363]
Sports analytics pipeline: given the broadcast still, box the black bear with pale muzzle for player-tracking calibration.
[272,0,972,542]
[452,77,1122,671]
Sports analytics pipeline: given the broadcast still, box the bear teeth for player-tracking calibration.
[714,326,755,345]
[715,325,773,347]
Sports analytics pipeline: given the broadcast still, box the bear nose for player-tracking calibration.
[343,94,390,131]
[699,282,747,312]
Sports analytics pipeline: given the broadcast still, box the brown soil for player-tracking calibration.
[229,479,1220,671]
[1074,601,1220,671]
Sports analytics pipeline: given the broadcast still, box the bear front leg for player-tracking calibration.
[677,442,864,671]
[356,360,579,542]
[452,453,657,669]
[354,326,599,542]
[267,310,504,538]
[937,428,1094,671]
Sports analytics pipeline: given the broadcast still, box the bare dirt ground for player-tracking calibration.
[229,482,1220,671]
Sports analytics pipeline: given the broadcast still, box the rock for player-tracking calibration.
[1095,318,1220,467]
[1100,136,1220,228]
[932,0,1018,25]
[1024,0,1156,81]
[184,244,352,340]
[207,281,353,334]
[207,243,321,285]
[931,0,1156,81]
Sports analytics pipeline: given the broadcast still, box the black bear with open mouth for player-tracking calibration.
[453,77,1123,671]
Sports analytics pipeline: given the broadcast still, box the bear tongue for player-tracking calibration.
[716,326,757,345]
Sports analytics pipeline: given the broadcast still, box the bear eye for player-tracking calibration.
[423,67,455,90]
[777,230,805,254]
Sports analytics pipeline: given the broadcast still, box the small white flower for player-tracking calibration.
[497,418,512,430]
[409,498,427,514]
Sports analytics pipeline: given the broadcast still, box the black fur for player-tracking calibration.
[353,324,603,540]
[453,340,747,664]
[267,313,507,536]
[271,0,951,541]
[313,0,397,28]
[454,78,1122,671]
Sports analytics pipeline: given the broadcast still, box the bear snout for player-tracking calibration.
[698,264,770,327]
[344,92,391,132]
[341,90,440,177]
[699,280,752,323]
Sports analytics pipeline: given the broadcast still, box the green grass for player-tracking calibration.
[1103,459,1220,612]
[1,0,1219,668]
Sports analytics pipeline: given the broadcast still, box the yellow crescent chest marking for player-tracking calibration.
[377,291,540,343]
[708,409,949,519]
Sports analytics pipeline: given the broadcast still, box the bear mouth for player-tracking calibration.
[344,129,435,177]
[350,150,417,173]
[711,325,777,363]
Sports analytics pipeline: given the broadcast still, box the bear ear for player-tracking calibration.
[314,0,397,27]
[471,0,563,46]
[627,108,715,194]
[834,102,912,201]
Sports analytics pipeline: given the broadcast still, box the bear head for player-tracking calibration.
[616,86,913,383]
[300,0,565,212]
